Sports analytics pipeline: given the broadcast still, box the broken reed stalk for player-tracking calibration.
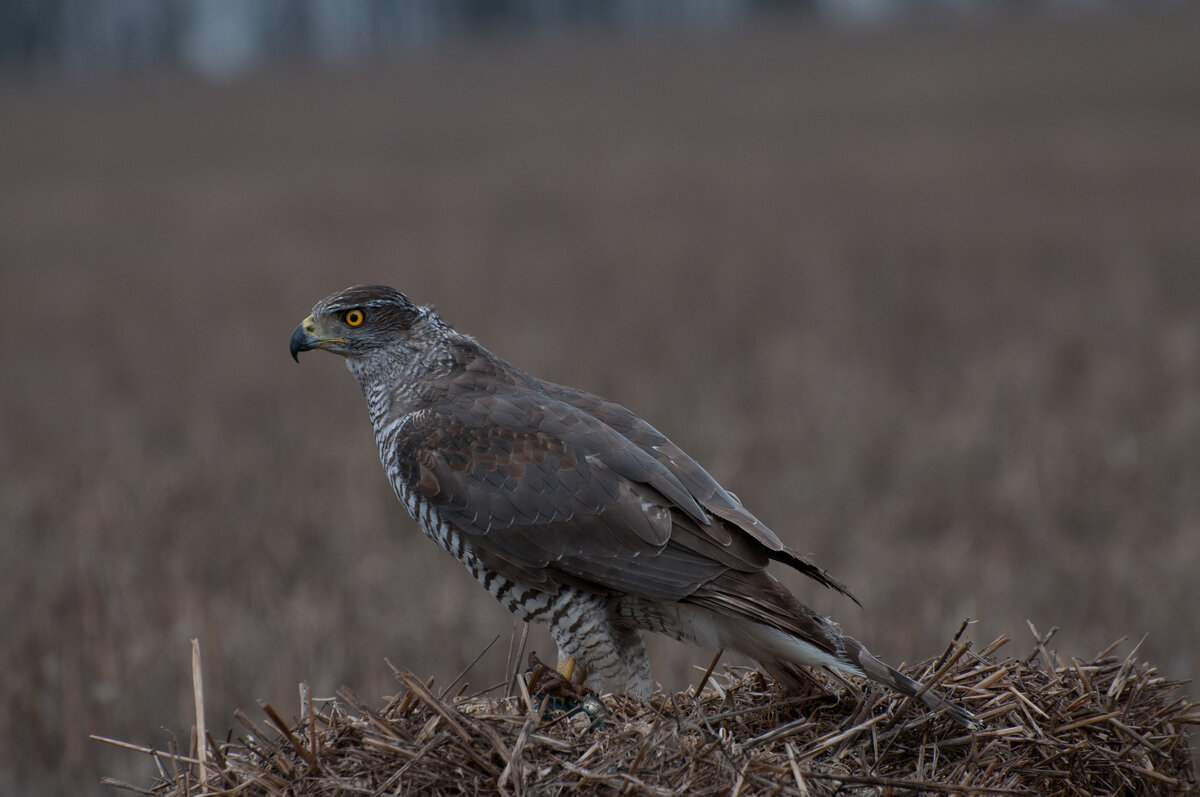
[694,648,723,696]
[189,638,207,790]
[100,626,1197,796]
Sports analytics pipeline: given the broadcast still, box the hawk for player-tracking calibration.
[290,284,974,726]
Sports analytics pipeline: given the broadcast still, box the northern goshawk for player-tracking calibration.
[290,284,974,726]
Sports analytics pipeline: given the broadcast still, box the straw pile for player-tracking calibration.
[99,624,1196,796]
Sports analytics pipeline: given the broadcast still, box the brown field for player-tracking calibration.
[3,10,1199,793]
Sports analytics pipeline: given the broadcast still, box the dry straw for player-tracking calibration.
[97,622,1196,795]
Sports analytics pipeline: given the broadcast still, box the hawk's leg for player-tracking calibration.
[548,588,653,701]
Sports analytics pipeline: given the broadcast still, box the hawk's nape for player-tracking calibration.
[290,284,977,728]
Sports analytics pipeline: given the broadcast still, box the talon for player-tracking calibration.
[524,653,608,730]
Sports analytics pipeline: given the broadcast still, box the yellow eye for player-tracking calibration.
[344,309,364,327]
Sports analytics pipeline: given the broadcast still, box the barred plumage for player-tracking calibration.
[290,284,976,725]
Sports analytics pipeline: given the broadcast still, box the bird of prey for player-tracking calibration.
[290,284,975,726]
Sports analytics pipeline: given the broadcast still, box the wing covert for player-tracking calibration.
[391,386,855,605]
[393,397,735,600]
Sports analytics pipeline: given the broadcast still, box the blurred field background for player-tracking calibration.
[3,5,1199,793]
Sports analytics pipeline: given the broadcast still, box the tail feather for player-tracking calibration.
[842,635,978,729]
[713,611,978,728]
[694,570,977,728]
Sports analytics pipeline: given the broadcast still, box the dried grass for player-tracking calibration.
[98,625,1196,796]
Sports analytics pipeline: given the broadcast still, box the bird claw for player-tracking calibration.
[526,652,611,729]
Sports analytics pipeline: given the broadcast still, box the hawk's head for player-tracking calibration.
[289,285,428,362]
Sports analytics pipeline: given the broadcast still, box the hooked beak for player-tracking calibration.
[289,322,314,362]
[290,315,347,362]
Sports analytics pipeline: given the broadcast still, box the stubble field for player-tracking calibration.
[2,9,1198,793]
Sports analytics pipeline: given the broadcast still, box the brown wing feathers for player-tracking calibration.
[543,381,860,605]
[397,380,856,616]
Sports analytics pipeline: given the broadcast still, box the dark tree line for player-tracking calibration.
[0,0,821,76]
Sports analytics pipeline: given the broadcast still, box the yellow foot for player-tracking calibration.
[556,656,587,686]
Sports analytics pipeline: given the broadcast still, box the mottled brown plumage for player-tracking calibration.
[290,284,975,727]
